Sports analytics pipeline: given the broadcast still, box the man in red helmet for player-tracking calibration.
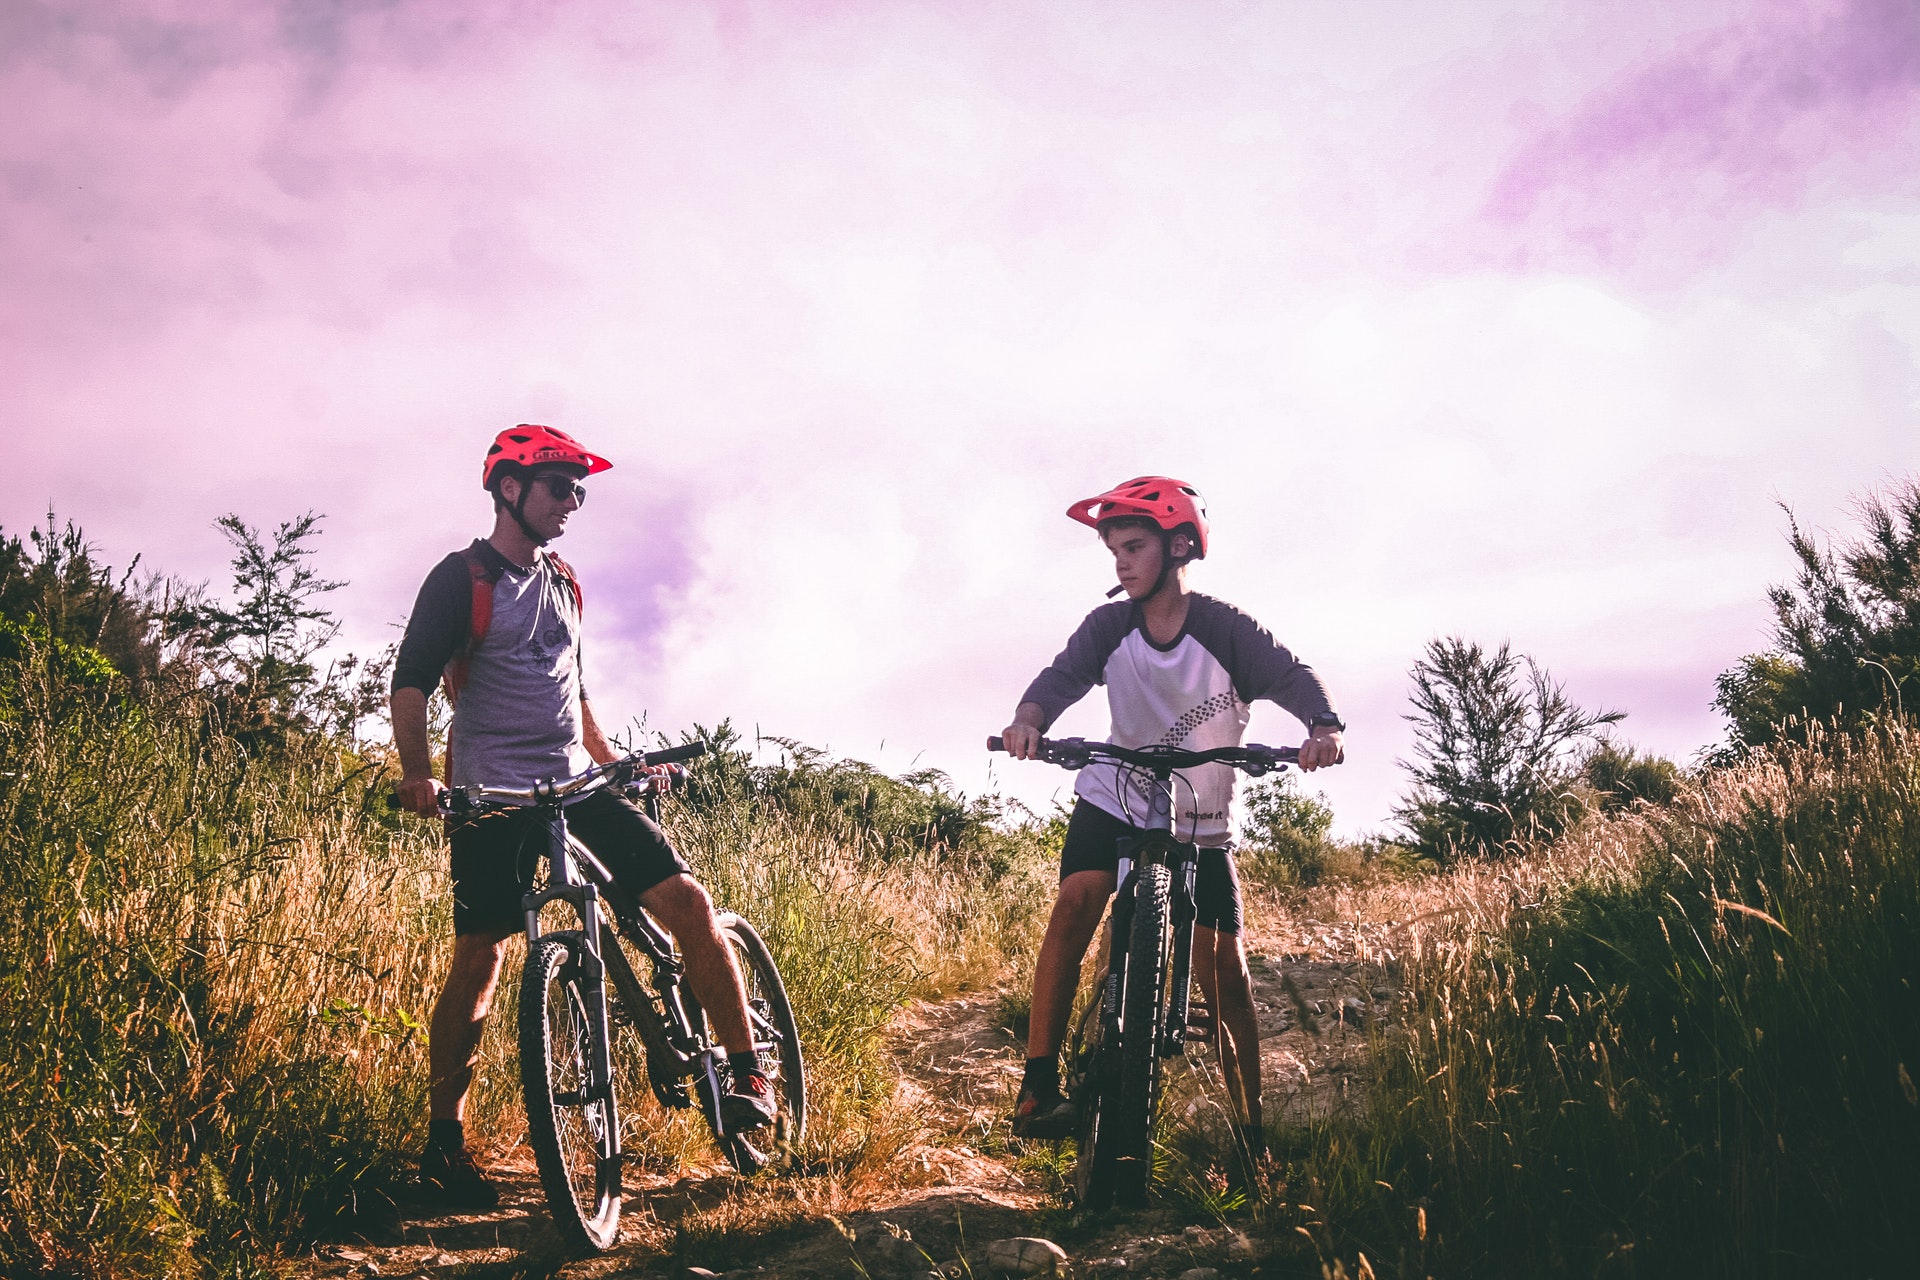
[999,477,1345,1159]
[389,425,777,1208]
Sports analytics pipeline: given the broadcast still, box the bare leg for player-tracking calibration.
[1026,870,1117,1060]
[642,874,754,1055]
[1194,925,1263,1129]
[429,929,515,1121]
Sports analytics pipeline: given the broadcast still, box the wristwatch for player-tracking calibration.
[1308,712,1347,733]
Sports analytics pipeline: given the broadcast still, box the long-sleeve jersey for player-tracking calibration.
[1020,593,1337,847]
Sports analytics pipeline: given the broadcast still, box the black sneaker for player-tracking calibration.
[1011,1083,1078,1139]
[720,1071,779,1132]
[418,1141,501,1211]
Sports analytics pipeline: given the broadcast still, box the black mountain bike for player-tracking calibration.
[434,742,806,1251]
[989,734,1297,1211]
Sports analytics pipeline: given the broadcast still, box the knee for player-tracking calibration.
[1052,877,1112,930]
[644,874,716,932]
[449,933,509,982]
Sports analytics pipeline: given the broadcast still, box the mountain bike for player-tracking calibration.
[988,734,1297,1211]
[433,742,807,1251]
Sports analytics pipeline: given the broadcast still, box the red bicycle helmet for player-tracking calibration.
[481,424,612,491]
[1067,476,1210,559]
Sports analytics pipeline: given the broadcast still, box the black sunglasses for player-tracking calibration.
[528,473,588,505]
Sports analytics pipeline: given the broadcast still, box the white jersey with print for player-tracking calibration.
[1020,594,1337,848]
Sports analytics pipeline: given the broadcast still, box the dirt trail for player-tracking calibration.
[305,911,1389,1279]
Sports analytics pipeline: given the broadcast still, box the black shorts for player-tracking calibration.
[446,788,691,936]
[1058,798,1244,936]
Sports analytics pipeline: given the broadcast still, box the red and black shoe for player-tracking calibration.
[721,1070,779,1131]
[1011,1082,1078,1139]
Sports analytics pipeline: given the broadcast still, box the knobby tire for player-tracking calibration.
[1114,862,1171,1207]
[521,933,622,1251]
[1070,987,1115,1212]
[698,912,808,1173]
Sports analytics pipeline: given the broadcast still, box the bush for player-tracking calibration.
[1579,738,1684,812]
[1239,772,1335,887]
[1716,476,1920,754]
[1395,636,1622,861]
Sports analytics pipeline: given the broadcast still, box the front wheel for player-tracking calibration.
[521,934,622,1250]
[697,913,807,1173]
[1112,862,1171,1207]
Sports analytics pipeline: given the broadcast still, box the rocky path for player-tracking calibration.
[303,909,1392,1279]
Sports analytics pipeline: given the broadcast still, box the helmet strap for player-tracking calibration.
[1145,530,1177,601]
[498,474,551,546]
[1107,530,1189,602]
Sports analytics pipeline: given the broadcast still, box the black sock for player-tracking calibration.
[1023,1056,1059,1096]
[728,1050,763,1081]
[427,1118,465,1151]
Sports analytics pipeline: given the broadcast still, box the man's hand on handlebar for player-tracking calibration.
[396,774,445,817]
[1299,728,1345,772]
[627,763,683,795]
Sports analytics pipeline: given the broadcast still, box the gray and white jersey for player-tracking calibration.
[392,540,593,791]
[1021,594,1337,847]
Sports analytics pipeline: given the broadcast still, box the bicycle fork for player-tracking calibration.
[524,813,619,1167]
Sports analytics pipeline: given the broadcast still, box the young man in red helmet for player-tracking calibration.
[999,476,1345,1158]
[390,425,777,1207]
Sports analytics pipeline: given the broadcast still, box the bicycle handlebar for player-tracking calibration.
[390,741,708,813]
[987,735,1298,776]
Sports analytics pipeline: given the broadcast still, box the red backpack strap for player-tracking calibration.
[543,550,584,618]
[439,547,503,785]
[440,547,503,708]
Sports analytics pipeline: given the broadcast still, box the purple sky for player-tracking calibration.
[4,0,1917,834]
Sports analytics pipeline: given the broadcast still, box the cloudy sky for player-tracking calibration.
[4,0,1917,833]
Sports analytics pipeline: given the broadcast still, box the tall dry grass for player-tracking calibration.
[1256,723,1920,1278]
[0,643,1054,1278]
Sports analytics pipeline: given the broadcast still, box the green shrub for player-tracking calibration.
[1239,773,1335,887]
[1715,476,1920,754]
[1285,722,1920,1277]
[1579,738,1684,812]
[1396,637,1623,862]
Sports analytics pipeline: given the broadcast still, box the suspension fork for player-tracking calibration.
[524,807,618,1142]
[1163,845,1199,1057]
[1101,842,1138,1029]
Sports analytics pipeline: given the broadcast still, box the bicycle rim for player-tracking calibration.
[520,934,622,1250]
[1113,862,1171,1208]
[700,913,808,1173]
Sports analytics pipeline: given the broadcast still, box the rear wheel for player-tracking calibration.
[696,913,807,1173]
[520,934,621,1250]
[1069,979,1115,1211]
[1113,863,1171,1207]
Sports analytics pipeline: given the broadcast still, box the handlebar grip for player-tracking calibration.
[642,741,708,767]
[987,736,1005,753]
